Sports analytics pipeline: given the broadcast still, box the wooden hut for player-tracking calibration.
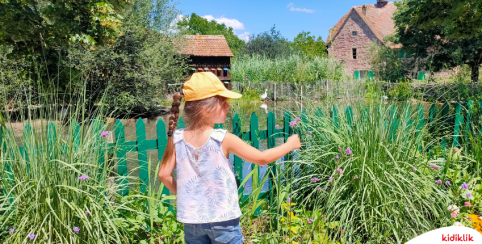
[180,35,234,90]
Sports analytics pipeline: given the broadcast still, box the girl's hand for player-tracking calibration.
[287,134,301,150]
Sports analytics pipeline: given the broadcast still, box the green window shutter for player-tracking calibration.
[368,70,374,80]
[418,72,426,80]
[354,70,359,80]
[399,50,405,58]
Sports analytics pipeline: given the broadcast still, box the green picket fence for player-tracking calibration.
[4,100,481,207]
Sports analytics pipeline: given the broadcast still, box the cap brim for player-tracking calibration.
[218,90,242,99]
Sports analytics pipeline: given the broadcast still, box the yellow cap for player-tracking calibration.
[183,72,242,101]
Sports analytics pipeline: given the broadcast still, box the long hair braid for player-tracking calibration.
[160,92,183,168]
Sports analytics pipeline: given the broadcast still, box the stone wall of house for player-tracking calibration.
[328,11,381,77]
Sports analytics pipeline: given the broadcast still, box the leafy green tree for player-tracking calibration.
[65,0,187,116]
[404,0,482,39]
[242,26,293,59]
[176,13,245,56]
[369,41,417,82]
[393,0,482,82]
[291,31,327,57]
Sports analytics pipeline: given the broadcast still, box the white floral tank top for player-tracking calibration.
[173,128,242,223]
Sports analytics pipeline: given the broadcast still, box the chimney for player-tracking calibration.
[362,3,367,16]
[377,0,388,6]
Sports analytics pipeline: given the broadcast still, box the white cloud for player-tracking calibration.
[236,32,250,42]
[287,3,314,13]
[202,15,245,30]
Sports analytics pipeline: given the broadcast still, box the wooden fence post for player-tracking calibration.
[136,119,149,193]
[232,114,243,192]
[453,103,463,148]
[156,118,169,199]
[115,120,128,195]
[267,111,276,205]
[465,100,473,137]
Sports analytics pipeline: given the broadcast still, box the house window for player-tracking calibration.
[352,31,358,36]
[352,48,357,59]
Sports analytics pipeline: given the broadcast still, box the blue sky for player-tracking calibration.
[176,0,396,42]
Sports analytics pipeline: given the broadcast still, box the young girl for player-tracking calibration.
[158,72,301,244]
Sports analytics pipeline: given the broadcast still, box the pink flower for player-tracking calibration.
[413,168,417,172]
[445,181,450,186]
[73,227,80,234]
[451,211,459,218]
[435,180,442,185]
[85,210,91,215]
[307,131,312,135]
[275,125,280,129]
[345,147,352,155]
[289,121,297,127]
[328,177,333,182]
[461,182,469,189]
[28,234,36,240]
[354,175,358,179]
[317,188,322,192]
[101,131,109,137]
[287,196,290,204]
[338,147,341,150]
[335,155,339,159]
[9,228,14,234]
[307,218,313,224]
[326,187,330,190]
[430,164,440,170]
[310,177,319,182]
[78,175,89,181]
[295,117,301,122]
[337,168,343,174]
[465,202,471,208]
[467,193,473,198]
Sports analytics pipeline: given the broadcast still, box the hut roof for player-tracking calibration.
[179,35,233,57]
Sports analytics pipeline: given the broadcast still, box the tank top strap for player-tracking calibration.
[173,129,185,144]
[210,129,227,142]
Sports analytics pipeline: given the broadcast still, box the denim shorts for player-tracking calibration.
[184,218,244,244]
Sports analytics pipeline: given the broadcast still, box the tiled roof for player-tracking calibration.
[179,35,233,57]
[327,2,398,48]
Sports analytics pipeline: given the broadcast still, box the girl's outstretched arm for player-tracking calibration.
[158,152,177,195]
[223,132,301,165]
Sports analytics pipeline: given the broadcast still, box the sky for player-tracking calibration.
[175,0,397,42]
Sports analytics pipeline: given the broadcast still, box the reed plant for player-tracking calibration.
[290,101,452,243]
[0,89,145,243]
[231,54,349,82]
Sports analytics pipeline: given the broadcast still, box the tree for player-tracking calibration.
[291,31,327,57]
[176,13,245,56]
[242,26,293,59]
[393,0,482,83]
[406,0,482,39]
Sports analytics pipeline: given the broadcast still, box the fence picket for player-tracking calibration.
[441,102,450,150]
[232,114,243,191]
[249,112,261,216]
[267,111,276,204]
[332,107,339,128]
[136,119,149,193]
[346,106,353,128]
[115,120,129,195]
[453,103,463,148]
[47,122,57,161]
[156,118,169,199]
[466,100,473,137]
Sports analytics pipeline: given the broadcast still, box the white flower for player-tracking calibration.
[479,216,482,220]
[453,222,464,227]
[447,204,460,213]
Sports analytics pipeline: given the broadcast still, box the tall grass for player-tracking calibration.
[0,89,143,243]
[292,102,451,243]
[231,54,349,82]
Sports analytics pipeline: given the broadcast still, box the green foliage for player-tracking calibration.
[293,103,451,243]
[232,54,348,82]
[388,82,414,101]
[176,13,245,56]
[393,0,482,82]
[369,41,416,82]
[0,0,186,115]
[0,0,127,57]
[242,26,294,59]
[291,31,327,58]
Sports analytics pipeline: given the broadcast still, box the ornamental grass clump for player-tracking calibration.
[0,96,139,243]
[290,102,450,243]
